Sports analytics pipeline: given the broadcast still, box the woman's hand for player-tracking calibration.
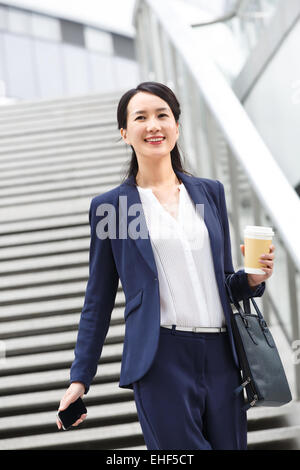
[240,243,275,288]
[56,382,87,430]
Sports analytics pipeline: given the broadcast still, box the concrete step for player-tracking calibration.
[0,126,120,151]
[0,107,117,130]
[0,158,128,190]
[0,269,120,300]
[0,139,124,164]
[0,362,122,394]
[0,266,90,290]
[0,91,122,115]
[0,185,116,221]
[0,238,90,261]
[0,306,125,339]
[0,103,118,126]
[0,252,89,276]
[0,280,89,305]
[1,161,126,189]
[0,116,117,139]
[0,212,89,236]
[0,289,125,322]
[0,141,126,172]
[0,311,118,339]
[0,421,142,450]
[1,323,125,357]
[0,382,131,414]
[0,146,127,174]
[0,225,89,248]
[0,180,122,210]
[0,312,82,339]
[0,170,123,198]
[0,342,123,376]
[247,425,300,450]
[0,101,121,128]
[0,401,138,437]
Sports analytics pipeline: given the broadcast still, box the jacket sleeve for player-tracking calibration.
[217,180,265,303]
[70,197,119,394]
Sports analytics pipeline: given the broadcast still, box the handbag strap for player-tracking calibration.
[243,298,251,316]
[225,275,264,321]
[225,274,246,317]
[249,296,264,321]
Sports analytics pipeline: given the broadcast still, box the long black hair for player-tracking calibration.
[117,81,193,184]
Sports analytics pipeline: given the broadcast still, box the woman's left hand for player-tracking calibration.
[240,244,275,288]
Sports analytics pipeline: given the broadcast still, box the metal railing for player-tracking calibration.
[226,0,280,58]
[133,0,300,399]
[190,0,281,76]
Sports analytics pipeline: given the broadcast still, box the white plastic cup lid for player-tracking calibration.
[244,225,274,237]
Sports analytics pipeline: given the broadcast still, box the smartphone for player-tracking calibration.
[57,397,87,430]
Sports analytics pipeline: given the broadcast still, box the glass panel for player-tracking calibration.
[84,27,114,54]
[3,33,37,99]
[88,52,116,92]
[32,13,61,41]
[0,33,5,82]
[62,43,90,95]
[113,57,140,89]
[0,5,8,31]
[7,8,31,35]
[34,40,64,98]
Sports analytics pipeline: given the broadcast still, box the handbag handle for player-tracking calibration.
[225,275,264,321]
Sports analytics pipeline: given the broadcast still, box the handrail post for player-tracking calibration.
[149,9,165,83]
[135,7,149,81]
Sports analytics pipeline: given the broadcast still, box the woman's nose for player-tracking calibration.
[146,118,161,131]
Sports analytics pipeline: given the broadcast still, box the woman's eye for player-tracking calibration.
[135,114,167,120]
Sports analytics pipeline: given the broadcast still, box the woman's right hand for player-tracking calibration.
[56,381,87,430]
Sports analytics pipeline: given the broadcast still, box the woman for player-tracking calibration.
[56,82,275,450]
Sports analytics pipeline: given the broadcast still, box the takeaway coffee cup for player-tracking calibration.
[244,226,274,275]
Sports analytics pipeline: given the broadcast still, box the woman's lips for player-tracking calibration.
[144,137,165,145]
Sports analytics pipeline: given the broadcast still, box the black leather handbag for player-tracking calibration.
[225,276,292,410]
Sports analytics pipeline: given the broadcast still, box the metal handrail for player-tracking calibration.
[190,0,243,27]
[133,0,300,398]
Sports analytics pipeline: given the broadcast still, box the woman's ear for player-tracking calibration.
[120,128,129,144]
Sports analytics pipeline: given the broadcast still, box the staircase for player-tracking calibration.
[0,92,299,450]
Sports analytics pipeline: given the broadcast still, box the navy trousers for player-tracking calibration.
[133,326,247,450]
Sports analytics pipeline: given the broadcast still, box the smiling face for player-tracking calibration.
[120,91,179,163]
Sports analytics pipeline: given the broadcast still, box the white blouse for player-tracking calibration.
[137,182,226,328]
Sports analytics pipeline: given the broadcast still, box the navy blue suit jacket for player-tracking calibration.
[70,170,265,393]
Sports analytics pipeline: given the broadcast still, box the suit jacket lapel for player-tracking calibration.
[119,176,159,277]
